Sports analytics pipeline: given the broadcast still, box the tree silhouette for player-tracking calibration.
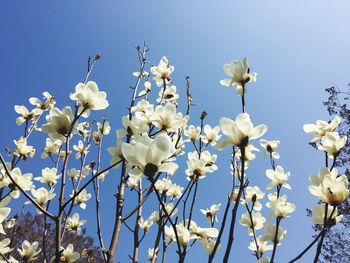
[5,212,104,262]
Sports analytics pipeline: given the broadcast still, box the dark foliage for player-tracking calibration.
[5,212,104,262]
[319,86,350,262]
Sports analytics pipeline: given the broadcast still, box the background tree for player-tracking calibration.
[4,212,104,262]
[319,86,350,262]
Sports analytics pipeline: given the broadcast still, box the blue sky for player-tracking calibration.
[1,1,350,262]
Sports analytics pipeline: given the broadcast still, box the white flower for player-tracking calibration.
[0,238,12,255]
[68,168,80,181]
[240,211,265,235]
[311,203,342,225]
[35,167,59,186]
[147,247,159,261]
[17,240,41,261]
[107,139,123,168]
[31,188,56,212]
[260,139,280,159]
[186,151,217,180]
[309,167,349,206]
[165,224,191,245]
[248,236,273,258]
[132,71,149,78]
[167,183,183,199]
[76,122,89,138]
[67,213,86,234]
[41,138,61,159]
[151,103,184,132]
[266,166,291,190]
[14,105,40,125]
[13,137,35,159]
[117,115,149,138]
[154,178,172,193]
[216,113,267,149]
[41,106,76,142]
[151,56,174,87]
[266,193,295,218]
[202,125,221,146]
[9,168,34,199]
[189,221,219,240]
[201,203,221,224]
[262,222,286,244]
[241,186,265,211]
[138,217,153,232]
[157,85,179,103]
[0,197,11,235]
[69,81,109,117]
[317,132,347,158]
[73,140,89,159]
[184,125,201,142]
[122,134,178,177]
[29,91,55,110]
[200,238,220,255]
[60,244,80,262]
[303,116,341,143]
[219,57,257,95]
[71,189,91,209]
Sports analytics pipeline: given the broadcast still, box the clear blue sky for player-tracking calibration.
[1,1,350,262]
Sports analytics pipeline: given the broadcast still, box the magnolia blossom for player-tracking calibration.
[266,165,291,190]
[200,238,221,255]
[184,125,201,142]
[69,81,109,117]
[202,125,221,146]
[266,193,295,219]
[150,56,174,87]
[13,137,35,159]
[67,213,86,234]
[164,224,191,246]
[154,178,183,199]
[73,140,90,159]
[41,106,76,141]
[117,115,149,138]
[186,151,218,180]
[151,103,185,132]
[0,197,11,235]
[29,91,55,110]
[240,211,265,235]
[0,238,12,255]
[157,85,179,103]
[311,203,342,225]
[60,244,80,262]
[122,134,178,177]
[201,203,221,224]
[137,80,152,97]
[257,256,271,263]
[31,188,56,212]
[41,138,61,159]
[17,240,41,261]
[138,217,154,232]
[236,144,260,168]
[317,132,347,158]
[189,221,219,240]
[9,168,34,199]
[260,139,280,159]
[219,57,257,95]
[167,183,183,199]
[35,167,59,186]
[241,186,265,211]
[68,168,80,181]
[14,105,41,125]
[147,247,159,261]
[309,167,349,206]
[107,139,123,167]
[303,116,341,143]
[216,113,267,149]
[71,189,91,209]
[262,222,286,244]
[76,122,89,138]
[248,236,273,258]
